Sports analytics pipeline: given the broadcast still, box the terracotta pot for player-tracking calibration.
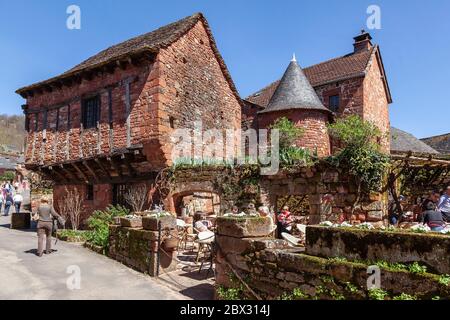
[161,238,179,252]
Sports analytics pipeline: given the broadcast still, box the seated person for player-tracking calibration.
[277,206,293,237]
[388,195,406,225]
[422,202,445,232]
[194,215,212,232]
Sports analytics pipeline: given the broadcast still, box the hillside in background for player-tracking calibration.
[0,114,25,153]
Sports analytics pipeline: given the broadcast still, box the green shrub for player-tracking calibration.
[280,288,309,300]
[57,229,88,242]
[393,293,417,300]
[217,286,243,300]
[0,171,15,182]
[438,274,450,286]
[270,117,315,167]
[85,205,129,251]
[408,262,427,274]
[327,115,390,193]
[368,288,388,300]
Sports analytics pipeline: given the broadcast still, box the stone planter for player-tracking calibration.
[142,215,176,231]
[11,212,31,230]
[120,217,142,228]
[217,216,274,238]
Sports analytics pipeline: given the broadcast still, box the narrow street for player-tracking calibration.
[0,215,189,300]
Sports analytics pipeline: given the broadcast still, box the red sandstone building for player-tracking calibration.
[16,13,241,215]
[16,13,392,217]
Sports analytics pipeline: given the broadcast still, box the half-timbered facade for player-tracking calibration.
[16,13,242,216]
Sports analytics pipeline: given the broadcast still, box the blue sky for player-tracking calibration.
[0,0,449,138]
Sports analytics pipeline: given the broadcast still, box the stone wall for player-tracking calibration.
[259,165,386,225]
[108,225,177,277]
[306,226,450,275]
[215,218,450,300]
[163,164,387,224]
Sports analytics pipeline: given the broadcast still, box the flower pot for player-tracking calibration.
[142,215,176,231]
[120,217,142,228]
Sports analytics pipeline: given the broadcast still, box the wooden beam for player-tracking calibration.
[124,154,137,177]
[82,160,99,182]
[109,157,123,178]
[72,162,89,183]
[95,158,112,180]
[59,164,76,182]
[47,166,68,183]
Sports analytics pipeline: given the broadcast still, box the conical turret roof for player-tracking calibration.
[259,56,329,114]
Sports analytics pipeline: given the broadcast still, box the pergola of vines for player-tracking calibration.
[387,151,450,202]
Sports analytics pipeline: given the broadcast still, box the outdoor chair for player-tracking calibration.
[195,230,215,263]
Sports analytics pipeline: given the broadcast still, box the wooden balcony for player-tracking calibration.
[27,145,158,185]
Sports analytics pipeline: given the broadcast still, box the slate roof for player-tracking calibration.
[17,13,241,104]
[247,47,375,108]
[421,133,450,154]
[391,127,439,154]
[259,59,329,114]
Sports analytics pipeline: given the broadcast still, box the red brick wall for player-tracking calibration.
[315,77,365,119]
[258,110,331,157]
[53,184,113,226]
[24,61,159,167]
[154,20,242,165]
[363,53,390,152]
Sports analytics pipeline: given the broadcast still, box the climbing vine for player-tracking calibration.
[327,115,390,198]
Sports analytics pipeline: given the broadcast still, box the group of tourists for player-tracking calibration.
[0,180,23,216]
[389,186,450,231]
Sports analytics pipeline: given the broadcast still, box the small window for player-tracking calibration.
[86,184,94,201]
[82,96,100,129]
[169,116,175,129]
[329,95,340,112]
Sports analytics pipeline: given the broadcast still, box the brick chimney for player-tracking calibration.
[353,30,373,53]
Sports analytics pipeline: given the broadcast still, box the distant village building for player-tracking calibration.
[421,133,450,154]
[390,127,439,155]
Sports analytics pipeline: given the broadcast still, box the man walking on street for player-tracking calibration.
[3,192,13,216]
[437,186,450,222]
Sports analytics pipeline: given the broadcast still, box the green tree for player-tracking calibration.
[270,117,313,166]
[328,115,390,208]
